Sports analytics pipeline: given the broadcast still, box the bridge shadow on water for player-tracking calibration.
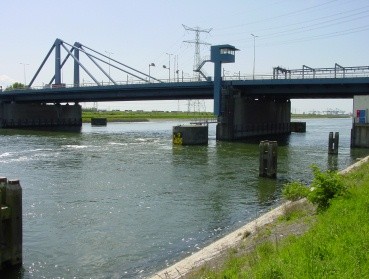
[0,265,24,279]
[0,126,82,136]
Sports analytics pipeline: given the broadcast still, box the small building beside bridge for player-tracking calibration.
[352,95,369,147]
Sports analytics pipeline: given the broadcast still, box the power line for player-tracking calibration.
[257,24,369,48]
[218,5,369,39]
[228,19,369,51]
[252,4,369,34]
[213,1,369,50]
[258,11,369,40]
[216,0,339,31]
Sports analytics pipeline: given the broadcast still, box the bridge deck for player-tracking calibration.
[1,77,369,103]
[230,77,369,99]
[0,82,213,103]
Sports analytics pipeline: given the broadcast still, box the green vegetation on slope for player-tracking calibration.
[82,109,214,122]
[291,113,351,119]
[82,109,351,123]
[191,162,369,278]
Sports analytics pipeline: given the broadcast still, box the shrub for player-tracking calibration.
[282,181,309,201]
[308,165,347,211]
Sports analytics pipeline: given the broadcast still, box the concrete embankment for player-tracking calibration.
[149,155,369,279]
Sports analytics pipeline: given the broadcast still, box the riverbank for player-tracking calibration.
[82,110,351,123]
[291,113,351,119]
[149,199,315,279]
[150,155,369,279]
[82,110,214,123]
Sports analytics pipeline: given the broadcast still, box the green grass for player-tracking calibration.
[278,201,312,222]
[190,161,369,278]
[291,113,351,119]
[82,110,351,123]
[81,110,215,122]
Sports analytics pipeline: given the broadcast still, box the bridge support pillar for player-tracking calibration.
[351,95,369,148]
[216,87,291,140]
[173,125,208,145]
[0,103,82,129]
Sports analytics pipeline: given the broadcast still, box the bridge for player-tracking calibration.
[0,82,214,103]
[2,77,369,103]
[1,38,369,141]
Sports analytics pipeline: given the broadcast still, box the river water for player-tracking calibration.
[0,118,367,278]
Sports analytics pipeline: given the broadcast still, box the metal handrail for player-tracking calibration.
[5,66,369,91]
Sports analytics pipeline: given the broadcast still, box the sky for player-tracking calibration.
[1,0,369,113]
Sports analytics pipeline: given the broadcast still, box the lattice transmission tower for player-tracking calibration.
[182,24,212,80]
[182,25,212,114]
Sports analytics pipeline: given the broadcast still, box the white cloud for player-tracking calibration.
[0,74,16,89]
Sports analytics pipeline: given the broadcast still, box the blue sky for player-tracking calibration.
[1,0,368,113]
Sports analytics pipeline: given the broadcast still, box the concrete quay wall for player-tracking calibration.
[351,124,369,148]
[0,103,82,128]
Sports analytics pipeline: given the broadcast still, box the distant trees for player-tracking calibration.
[5,82,26,91]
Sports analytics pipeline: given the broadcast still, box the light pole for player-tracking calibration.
[19,62,29,86]
[105,50,113,83]
[149,63,155,82]
[163,65,170,82]
[165,52,173,82]
[251,34,258,80]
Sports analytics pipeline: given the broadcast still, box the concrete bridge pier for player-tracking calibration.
[216,87,291,140]
[0,103,82,129]
[351,96,369,147]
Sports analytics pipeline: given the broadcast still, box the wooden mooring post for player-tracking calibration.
[259,141,278,178]
[328,132,339,154]
[0,177,22,270]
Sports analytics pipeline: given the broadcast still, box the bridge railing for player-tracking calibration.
[223,71,369,81]
[77,76,210,86]
[3,76,213,91]
[223,74,274,81]
[271,65,369,80]
[5,67,369,92]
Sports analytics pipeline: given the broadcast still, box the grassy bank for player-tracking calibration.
[82,110,214,123]
[291,113,351,119]
[82,110,351,123]
[189,161,369,278]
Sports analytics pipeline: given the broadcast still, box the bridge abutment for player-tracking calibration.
[351,95,369,147]
[0,103,82,129]
[216,87,291,140]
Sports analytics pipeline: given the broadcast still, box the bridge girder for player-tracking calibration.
[2,78,369,104]
[0,82,213,103]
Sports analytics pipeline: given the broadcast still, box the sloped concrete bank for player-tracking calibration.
[148,155,369,279]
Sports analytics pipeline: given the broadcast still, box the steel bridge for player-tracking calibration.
[1,38,369,108]
[2,38,369,141]
[2,77,369,104]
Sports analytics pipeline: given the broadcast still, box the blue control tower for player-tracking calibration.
[210,45,239,116]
